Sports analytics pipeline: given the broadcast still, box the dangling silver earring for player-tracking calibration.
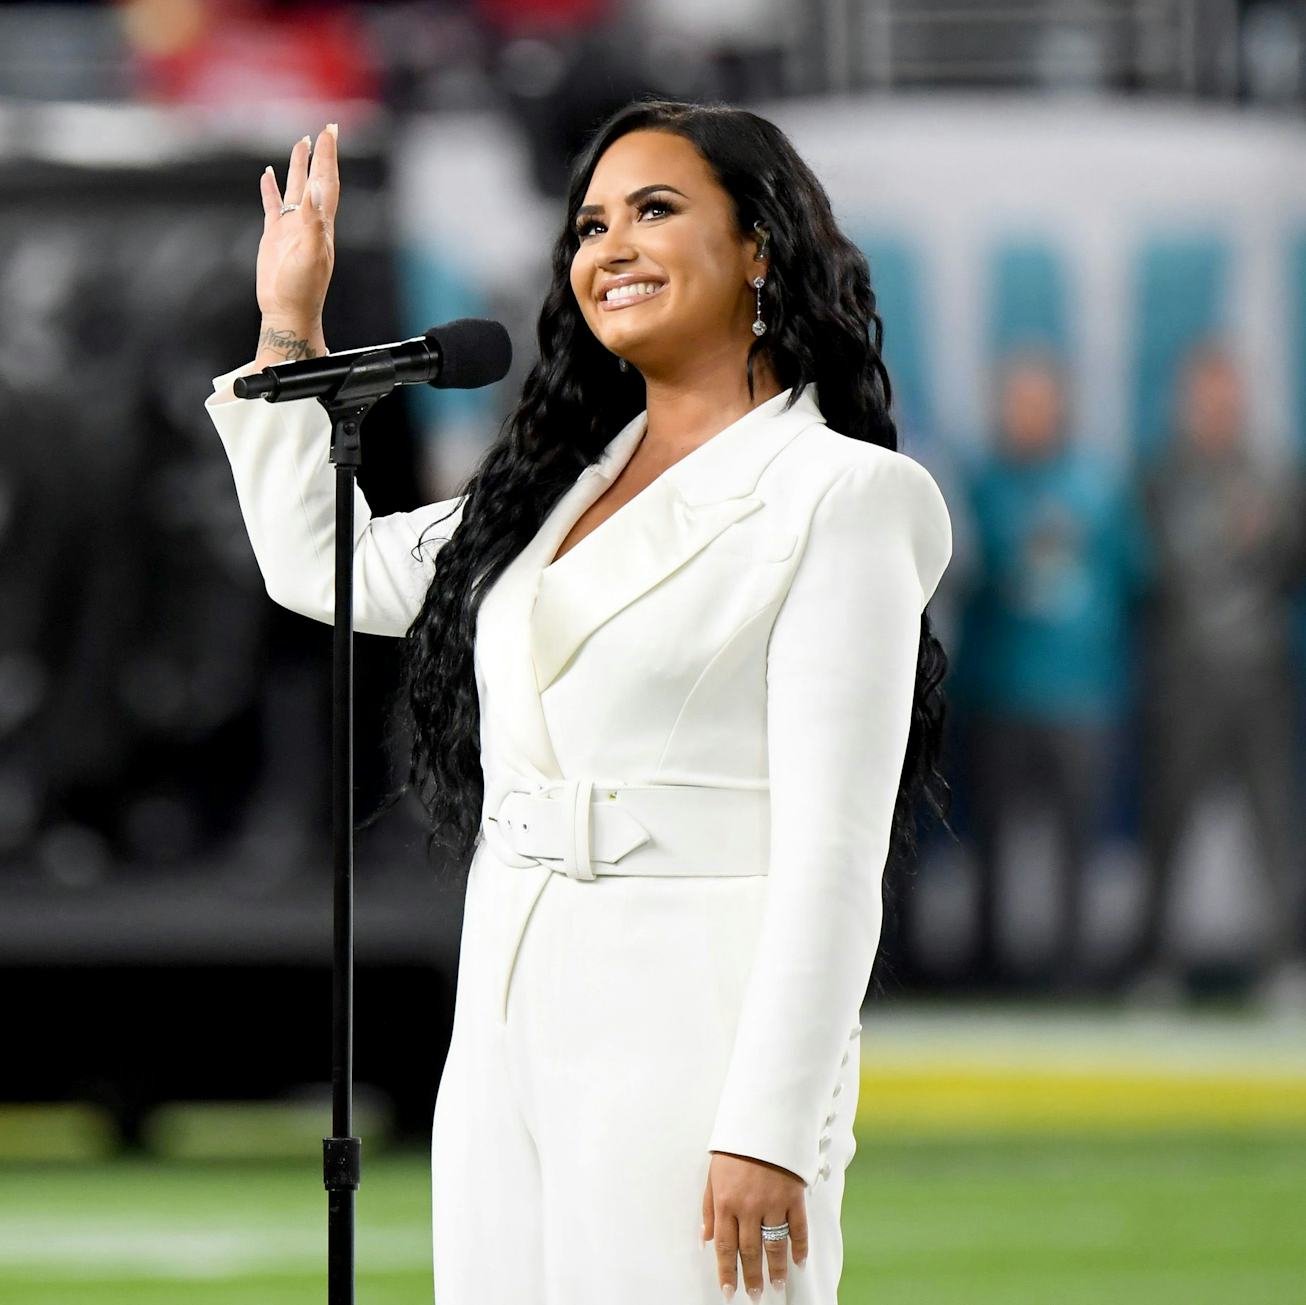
[751,220,771,336]
[618,356,629,372]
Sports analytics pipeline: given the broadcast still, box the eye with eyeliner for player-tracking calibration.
[574,196,678,239]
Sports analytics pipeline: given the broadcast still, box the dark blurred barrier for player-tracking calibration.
[0,137,463,1135]
[4,962,454,1147]
[0,145,420,887]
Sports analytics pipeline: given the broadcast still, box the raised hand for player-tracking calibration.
[254,124,340,362]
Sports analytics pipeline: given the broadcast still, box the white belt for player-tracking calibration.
[482,777,770,882]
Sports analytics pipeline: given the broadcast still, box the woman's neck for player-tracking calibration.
[639,358,784,461]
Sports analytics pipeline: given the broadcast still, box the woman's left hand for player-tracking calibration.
[703,1150,808,1298]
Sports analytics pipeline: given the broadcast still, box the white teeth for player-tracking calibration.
[604,282,663,302]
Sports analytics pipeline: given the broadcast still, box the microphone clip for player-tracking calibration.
[318,349,397,470]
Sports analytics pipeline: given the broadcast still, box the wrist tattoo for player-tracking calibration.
[259,325,319,360]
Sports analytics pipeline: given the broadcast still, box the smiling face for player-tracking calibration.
[568,129,768,377]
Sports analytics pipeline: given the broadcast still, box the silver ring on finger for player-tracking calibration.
[760,1222,790,1242]
[280,202,301,215]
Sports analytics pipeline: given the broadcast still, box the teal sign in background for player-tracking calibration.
[852,230,932,445]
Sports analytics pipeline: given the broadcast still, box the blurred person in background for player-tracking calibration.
[474,0,645,199]
[1130,341,1306,1009]
[118,0,381,110]
[634,0,797,103]
[958,348,1149,994]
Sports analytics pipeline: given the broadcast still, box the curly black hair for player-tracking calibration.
[373,97,951,988]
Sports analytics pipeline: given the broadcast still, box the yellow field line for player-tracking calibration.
[855,1064,1306,1129]
[6,1061,1306,1158]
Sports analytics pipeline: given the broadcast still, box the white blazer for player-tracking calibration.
[205,361,952,1190]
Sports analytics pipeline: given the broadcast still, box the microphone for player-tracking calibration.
[233,317,512,402]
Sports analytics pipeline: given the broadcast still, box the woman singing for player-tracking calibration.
[206,98,953,1305]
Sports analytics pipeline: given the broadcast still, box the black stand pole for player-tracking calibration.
[315,350,401,1305]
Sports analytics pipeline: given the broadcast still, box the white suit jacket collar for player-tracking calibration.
[476,382,827,779]
[589,382,824,505]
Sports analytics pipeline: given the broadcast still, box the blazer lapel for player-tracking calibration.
[530,383,825,693]
[475,382,826,776]
[474,409,649,779]
[530,486,759,692]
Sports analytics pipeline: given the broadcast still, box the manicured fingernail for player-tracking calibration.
[773,1279,787,1294]
[795,1256,807,1271]
[747,1288,762,1303]
[310,180,322,210]
[327,122,338,138]
[721,1285,735,1300]
[699,1223,707,1249]
[302,134,311,146]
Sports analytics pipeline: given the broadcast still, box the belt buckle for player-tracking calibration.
[481,773,546,870]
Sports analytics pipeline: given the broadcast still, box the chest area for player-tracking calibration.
[530,476,799,696]
[550,469,655,566]
[549,439,712,567]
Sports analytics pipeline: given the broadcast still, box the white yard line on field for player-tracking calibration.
[0,1220,428,1279]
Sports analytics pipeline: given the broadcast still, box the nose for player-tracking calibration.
[595,230,637,260]
[588,212,638,254]
[592,248,639,296]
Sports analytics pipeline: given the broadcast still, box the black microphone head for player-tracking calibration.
[423,319,512,389]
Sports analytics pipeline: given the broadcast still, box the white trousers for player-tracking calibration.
[431,846,859,1303]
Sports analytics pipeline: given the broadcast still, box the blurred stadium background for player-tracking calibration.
[2,0,1305,1301]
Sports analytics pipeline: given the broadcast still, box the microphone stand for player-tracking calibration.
[313,349,401,1305]
[239,318,509,1300]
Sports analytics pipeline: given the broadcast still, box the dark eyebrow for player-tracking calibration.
[575,184,687,218]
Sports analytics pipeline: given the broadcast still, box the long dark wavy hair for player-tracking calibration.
[374,97,952,987]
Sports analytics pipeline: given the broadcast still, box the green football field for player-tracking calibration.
[1,1131,1303,1304]
[4,1003,1303,1303]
